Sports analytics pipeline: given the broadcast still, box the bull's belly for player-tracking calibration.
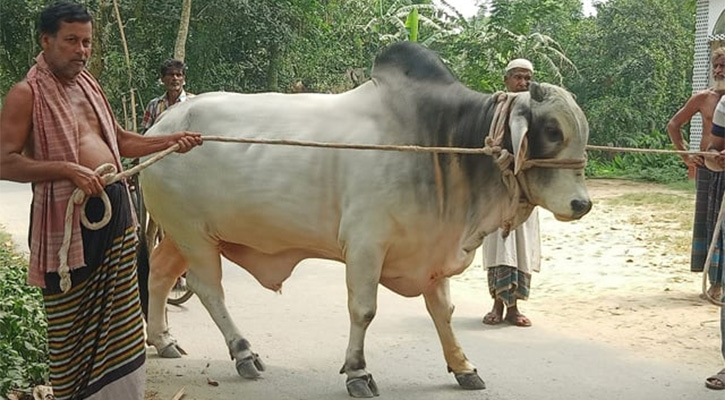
[379,254,473,297]
[377,236,476,297]
[153,202,474,297]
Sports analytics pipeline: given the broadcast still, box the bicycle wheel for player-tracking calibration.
[167,276,194,306]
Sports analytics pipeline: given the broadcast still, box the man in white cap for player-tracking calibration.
[481,58,539,327]
[503,58,534,92]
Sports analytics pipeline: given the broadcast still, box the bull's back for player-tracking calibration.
[140,87,419,254]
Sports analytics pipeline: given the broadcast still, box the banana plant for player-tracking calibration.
[364,1,460,46]
[405,7,419,42]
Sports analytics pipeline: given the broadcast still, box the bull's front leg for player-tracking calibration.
[147,236,188,358]
[340,244,384,398]
[181,243,266,379]
[423,277,486,390]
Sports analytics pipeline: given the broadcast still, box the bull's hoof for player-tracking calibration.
[158,342,187,358]
[453,370,486,390]
[236,353,265,379]
[346,374,379,398]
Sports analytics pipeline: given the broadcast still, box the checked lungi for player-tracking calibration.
[487,266,532,307]
[692,167,725,286]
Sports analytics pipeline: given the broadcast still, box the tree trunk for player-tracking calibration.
[266,43,280,92]
[88,0,108,79]
[174,0,192,61]
[112,0,137,132]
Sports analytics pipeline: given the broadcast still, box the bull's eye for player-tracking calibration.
[545,127,563,143]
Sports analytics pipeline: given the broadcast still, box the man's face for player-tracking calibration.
[713,56,725,82]
[41,21,92,82]
[504,68,532,93]
[162,68,185,93]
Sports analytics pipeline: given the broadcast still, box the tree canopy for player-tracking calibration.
[0,0,698,181]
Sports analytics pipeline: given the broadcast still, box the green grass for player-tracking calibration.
[605,192,692,208]
[663,178,696,192]
[0,231,49,398]
[601,190,693,254]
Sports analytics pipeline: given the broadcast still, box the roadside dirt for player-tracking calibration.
[452,178,722,368]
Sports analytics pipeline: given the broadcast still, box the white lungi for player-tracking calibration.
[483,208,541,274]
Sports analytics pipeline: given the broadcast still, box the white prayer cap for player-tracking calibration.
[505,58,534,73]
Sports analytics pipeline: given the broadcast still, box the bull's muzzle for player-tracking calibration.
[552,198,592,222]
[570,198,593,219]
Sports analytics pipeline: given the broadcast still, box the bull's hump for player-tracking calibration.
[372,42,457,85]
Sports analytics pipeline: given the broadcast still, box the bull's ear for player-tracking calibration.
[509,92,530,175]
[529,81,546,102]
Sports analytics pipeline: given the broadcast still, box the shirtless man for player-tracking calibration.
[667,47,725,300]
[0,2,201,399]
[701,87,725,391]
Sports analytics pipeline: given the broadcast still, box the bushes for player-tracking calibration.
[0,235,48,397]
[586,128,689,184]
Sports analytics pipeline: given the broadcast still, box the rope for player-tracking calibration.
[55,130,710,293]
[58,164,119,292]
[486,92,526,236]
[57,144,182,292]
[586,144,713,157]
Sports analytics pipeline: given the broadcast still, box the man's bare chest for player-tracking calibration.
[66,85,102,133]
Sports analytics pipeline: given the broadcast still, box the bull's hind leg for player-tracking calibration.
[339,244,384,398]
[147,236,188,358]
[182,242,265,379]
[423,277,485,390]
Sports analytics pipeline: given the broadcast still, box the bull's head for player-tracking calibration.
[507,82,592,221]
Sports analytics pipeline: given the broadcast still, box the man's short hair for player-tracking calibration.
[37,1,92,36]
[160,59,187,77]
[712,47,725,63]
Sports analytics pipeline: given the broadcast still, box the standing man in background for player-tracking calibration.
[667,47,725,300]
[141,58,194,133]
[136,58,194,314]
[481,58,539,328]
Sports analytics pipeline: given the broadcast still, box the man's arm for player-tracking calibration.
[115,123,202,159]
[667,93,704,166]
[0,81,105,195]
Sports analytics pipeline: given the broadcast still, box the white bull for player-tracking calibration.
[140,41,591,398]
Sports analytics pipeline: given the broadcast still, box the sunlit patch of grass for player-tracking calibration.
[665,179,696,192]
[602,191,693,254]
[605,192,691,207]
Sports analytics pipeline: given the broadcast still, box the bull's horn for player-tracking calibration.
[529,81,547,102]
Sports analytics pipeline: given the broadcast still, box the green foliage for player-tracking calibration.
[0,0,45,95]
[0,0,700,184]
[435,0,578,92]
[567,0,695,150]
[0,235,49,397]
[405,7,419,42]
[586,129,688,183]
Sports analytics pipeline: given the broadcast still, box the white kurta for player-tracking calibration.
[482,208,541,274]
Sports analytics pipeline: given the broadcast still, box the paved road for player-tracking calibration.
[0,180,722,400]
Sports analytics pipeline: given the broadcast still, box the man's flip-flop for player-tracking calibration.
[706,368,725,390]
[505,313,532,327]
[482,311,503,325]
